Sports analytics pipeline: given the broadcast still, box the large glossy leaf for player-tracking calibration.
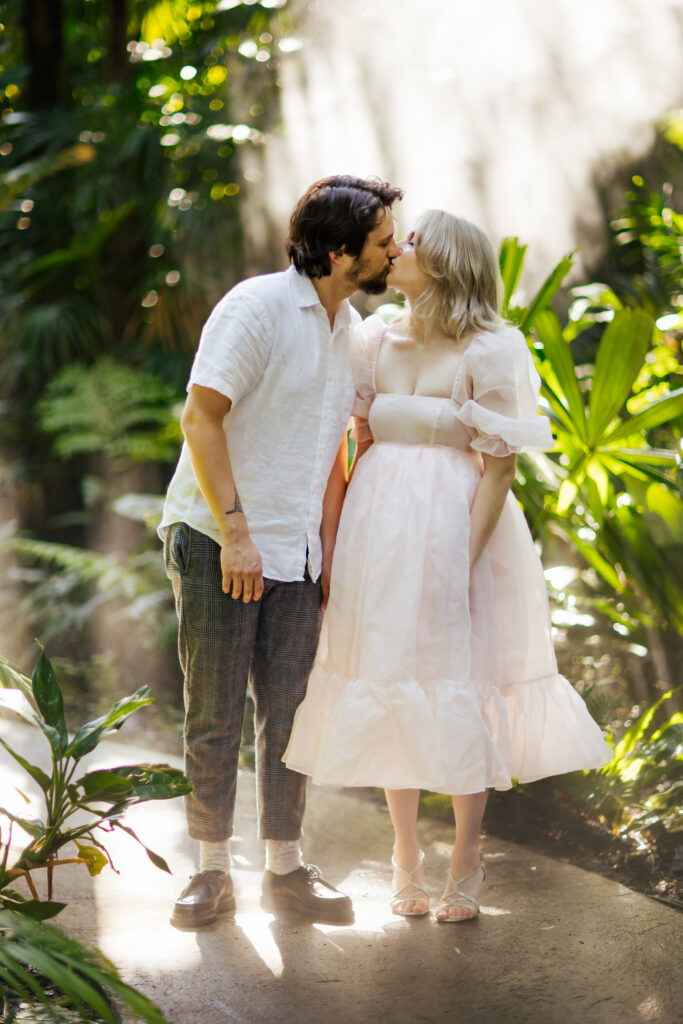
[0,738,51,792]
[31,647,68,754]
[76,768,136,803]
[534,309,587,439]
[604,386,683,443]
[519,254,574,335]
[103,764,193,801]
[65,687,154,759]
[587,309,653,443]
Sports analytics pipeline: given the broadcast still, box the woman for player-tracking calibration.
[284,211,611,922]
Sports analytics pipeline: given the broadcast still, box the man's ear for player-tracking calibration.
[329,247,346,266]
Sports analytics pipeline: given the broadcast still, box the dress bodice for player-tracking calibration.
[351,315,554,457]
[369,393,472,449]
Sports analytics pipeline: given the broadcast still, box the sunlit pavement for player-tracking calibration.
[2,717,682,1024]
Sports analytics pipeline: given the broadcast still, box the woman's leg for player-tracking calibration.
[435,790,488,922]
[384,788,428,914]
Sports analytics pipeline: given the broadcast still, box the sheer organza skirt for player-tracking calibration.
[284,442,611,791]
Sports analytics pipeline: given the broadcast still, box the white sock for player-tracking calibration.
[265,839,303,876]
[199,839,230,874]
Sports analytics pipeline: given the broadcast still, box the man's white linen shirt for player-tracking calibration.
[159,265,359,582]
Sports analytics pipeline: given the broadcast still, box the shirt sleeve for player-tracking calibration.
[349,314,385,442]
[188,287,273,406]
[454,328,554,456]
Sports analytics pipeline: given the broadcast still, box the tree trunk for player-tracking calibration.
[104,0,129,85]
[21,0,65,109]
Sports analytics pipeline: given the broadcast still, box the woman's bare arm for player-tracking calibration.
[320,437,349,608]
[468,452,517,570]
[349,437,373,480]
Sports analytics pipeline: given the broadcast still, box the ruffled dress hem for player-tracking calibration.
[283,664,612,794]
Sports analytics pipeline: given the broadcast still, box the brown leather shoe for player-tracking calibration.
[170,870,235,930]
[261,864,354,925]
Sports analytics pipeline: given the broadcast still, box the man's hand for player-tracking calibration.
[221,522,264,602]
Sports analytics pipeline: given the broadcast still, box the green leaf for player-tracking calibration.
[499,236,527,310]
[604,455,679,487]
[65,686,154,759]
[0,898,66,920]
[0,807,46,839]
[534,309,588,439]
[32,716,67,759]
[103,763,193,801]
[602,446,680,467]
[76,768,136,803]
[605,691,673,775]
[25,201,137,276]
[3,941,117,1022]
[0,955,46,1001]
[74,841,109,877]
[586,309,654,444]
[603,386,683,443]
[570,532,622,591]
[0,912,169,1024]
[31,646,68,753]
[0,738,52,792]
[0,657,35,707]
[0,688,42,726]
[519,254,574,335]
[557,478,579,514]
[114,822,172,874]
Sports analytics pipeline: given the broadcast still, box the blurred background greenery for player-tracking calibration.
[0,0,681,908]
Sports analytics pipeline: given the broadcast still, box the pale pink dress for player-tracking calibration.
[284,316,612,792]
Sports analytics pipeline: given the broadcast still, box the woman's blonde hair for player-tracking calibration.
[411,210,503,339]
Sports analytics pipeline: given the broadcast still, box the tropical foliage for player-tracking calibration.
[0,645,190,1022]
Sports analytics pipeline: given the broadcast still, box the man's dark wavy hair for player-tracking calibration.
[286,175,403,279]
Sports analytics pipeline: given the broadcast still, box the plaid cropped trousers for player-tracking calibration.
[163,522,323,842]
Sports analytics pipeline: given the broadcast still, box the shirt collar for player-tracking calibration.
[288,265,320,308]
[287,265,354,329]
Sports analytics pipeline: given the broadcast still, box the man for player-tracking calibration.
[160,175,402,929]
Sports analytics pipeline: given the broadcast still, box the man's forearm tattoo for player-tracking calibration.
[225,490,243,516]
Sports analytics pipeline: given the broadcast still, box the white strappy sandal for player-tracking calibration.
[435,861,486,923]
[390,849,430,917]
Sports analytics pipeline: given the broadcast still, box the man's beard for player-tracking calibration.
[346,258,391,295]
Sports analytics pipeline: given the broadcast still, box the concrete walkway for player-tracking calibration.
[1,717,681,1024]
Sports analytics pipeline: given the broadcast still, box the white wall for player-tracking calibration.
[244,0,683,292]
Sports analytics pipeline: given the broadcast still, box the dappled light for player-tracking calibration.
[0,2,682,1022]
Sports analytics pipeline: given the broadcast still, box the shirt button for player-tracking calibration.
[323,414,328,421]
[327,375,332,382]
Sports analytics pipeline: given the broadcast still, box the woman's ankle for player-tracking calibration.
[450,844,482,872]
[393,841,422,871]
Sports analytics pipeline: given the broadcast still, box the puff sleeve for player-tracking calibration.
[349,314,385,442]
[454,328,554,456]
